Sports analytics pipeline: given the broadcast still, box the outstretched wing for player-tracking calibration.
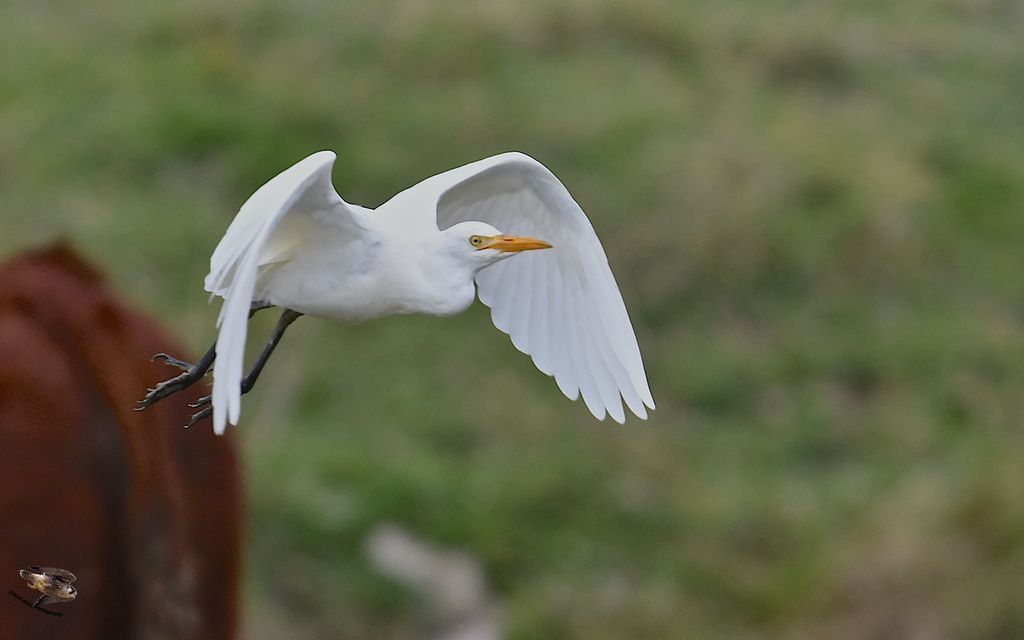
[39,567,76,583]
[204,151,362,434]
[406,152,654,422]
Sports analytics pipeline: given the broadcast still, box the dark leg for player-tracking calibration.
[136,302,272,411]
[186,309,302,427]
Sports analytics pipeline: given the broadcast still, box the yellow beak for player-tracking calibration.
[479,235,553,252]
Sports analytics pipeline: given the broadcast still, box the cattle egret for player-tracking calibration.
[138,151,654,433]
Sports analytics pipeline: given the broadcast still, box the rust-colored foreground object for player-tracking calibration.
[0,244,242,640]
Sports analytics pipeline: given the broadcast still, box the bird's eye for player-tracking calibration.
[469,235,483,247]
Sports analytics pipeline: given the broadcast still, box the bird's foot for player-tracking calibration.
[137,346,217,413]
[185,395,212,428]
[136,372,201,411]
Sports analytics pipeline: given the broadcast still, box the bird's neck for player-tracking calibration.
[400,241,479,317]
[432,267,480,316]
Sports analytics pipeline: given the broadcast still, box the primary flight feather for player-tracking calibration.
[139,151,654,433]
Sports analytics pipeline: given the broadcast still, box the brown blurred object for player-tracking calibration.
[0,243,242,639]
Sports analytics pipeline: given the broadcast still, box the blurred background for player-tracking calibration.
[2,0,1023,637]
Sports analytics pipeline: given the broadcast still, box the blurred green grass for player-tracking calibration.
[3,0,1024,637]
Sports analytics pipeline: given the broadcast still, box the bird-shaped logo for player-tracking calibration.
[12,566,77,615]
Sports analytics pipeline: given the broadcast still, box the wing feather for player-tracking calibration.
[578,245,649,418]
[565,268,606,420]
[509,250,534,353]
[547,261,580,401]
[573,258,627,423]
[423,152,653,421]
[527,251,553,375]
[203,151,361,434]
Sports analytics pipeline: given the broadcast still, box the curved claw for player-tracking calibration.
[151,352,195,372]
[188,394,211,409]
[186,405,212,428]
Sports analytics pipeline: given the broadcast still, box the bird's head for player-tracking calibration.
[442,221,552,269]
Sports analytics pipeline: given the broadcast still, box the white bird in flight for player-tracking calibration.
[138,151,654,433]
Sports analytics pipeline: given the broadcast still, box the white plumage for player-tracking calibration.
[202,151,654,433]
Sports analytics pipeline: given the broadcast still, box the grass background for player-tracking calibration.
[2,0,1023,637]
